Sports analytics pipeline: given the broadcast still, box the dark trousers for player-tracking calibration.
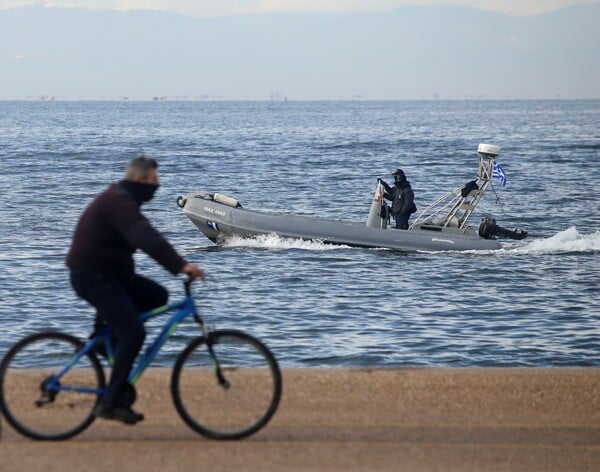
[70,270,168,407]
[395,213,410,229]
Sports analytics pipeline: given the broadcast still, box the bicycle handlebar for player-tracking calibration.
[181,273,206,296]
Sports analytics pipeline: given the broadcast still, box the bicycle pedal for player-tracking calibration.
[35,397,54,407]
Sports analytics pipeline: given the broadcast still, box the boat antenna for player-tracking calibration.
[488,182,508,218]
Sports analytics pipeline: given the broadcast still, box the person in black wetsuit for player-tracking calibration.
[379,168,417,229]
[66,156,205,424]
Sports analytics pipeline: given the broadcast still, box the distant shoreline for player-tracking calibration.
[2,97,599,102]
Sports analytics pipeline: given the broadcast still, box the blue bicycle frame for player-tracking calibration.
[48,281,204,396]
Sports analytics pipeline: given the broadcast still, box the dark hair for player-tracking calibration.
[125,156,158,180]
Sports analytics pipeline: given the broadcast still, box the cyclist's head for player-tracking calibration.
[124,156,160,202]
[125,156,159,184]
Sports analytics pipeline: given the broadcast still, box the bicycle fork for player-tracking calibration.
[194,315,231,390]
[193,312,230,389]
[205,334,230,390]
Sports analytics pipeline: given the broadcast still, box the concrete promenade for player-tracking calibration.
[1,368,599,471]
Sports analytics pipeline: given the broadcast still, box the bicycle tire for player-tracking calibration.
[0,331,105,440]
[171,329,282,440]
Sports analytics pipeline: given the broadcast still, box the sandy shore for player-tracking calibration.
[1,368,599,471]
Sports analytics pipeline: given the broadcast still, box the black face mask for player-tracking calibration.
[394,178,405,188]
[121,180,160,204]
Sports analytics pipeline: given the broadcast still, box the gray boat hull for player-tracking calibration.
[179,193,501,252]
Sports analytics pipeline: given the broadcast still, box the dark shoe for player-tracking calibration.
[93,403,144,424]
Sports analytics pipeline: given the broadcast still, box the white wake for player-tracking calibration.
[220,233,349,250]
[507,227,600,254]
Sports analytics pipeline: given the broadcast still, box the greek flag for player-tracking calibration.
[492,162,507,186]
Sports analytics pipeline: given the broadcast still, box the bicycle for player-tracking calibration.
[0,280,282,441]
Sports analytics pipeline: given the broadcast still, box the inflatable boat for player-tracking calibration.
[177,144,527,252]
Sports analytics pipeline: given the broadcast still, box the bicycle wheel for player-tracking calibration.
[171,329,282,440]
[0,331,105,440]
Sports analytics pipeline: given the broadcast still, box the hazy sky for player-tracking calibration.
[1,0,598,99]
[1,0,598,17]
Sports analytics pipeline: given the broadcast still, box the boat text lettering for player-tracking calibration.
[431,238,455,245]
[204,206,226,217]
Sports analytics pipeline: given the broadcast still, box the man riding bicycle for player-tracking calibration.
[66,156,204,424]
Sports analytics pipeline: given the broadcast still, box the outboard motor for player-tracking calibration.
[479,217,528,240]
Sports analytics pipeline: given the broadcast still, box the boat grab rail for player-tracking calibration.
[177,192,243,209]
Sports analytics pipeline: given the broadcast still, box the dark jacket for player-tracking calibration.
[381,180,416,216]
[66,182,186,278]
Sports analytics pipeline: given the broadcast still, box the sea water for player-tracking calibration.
[0,100,598,367]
